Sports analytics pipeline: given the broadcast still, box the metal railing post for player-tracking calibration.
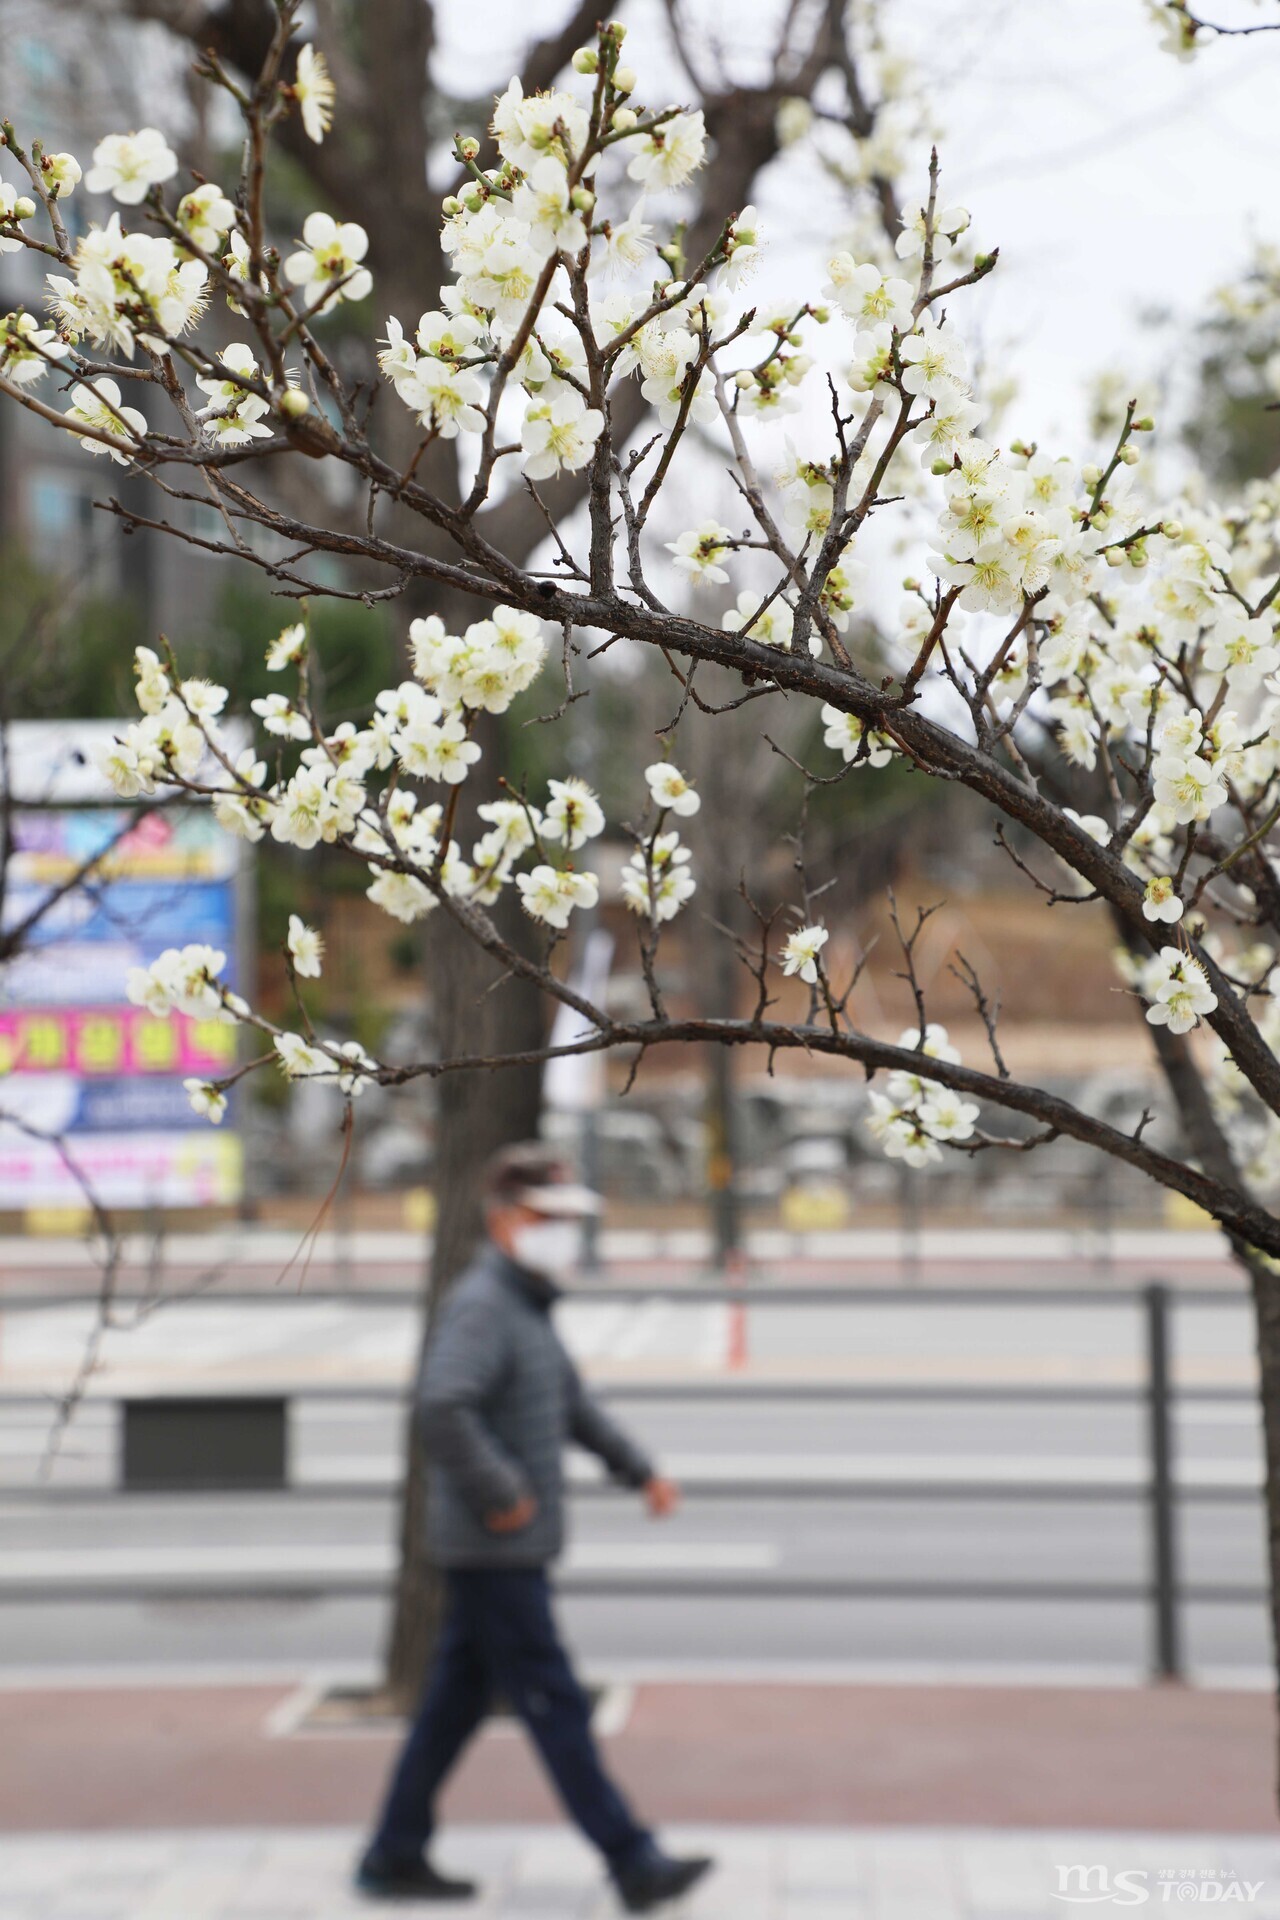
[1144,1280,1182,1681]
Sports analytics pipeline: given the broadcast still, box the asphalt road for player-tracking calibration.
[0,1394,1267,1683]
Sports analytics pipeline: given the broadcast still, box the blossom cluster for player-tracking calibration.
[865,1025,980,1168]
[13,23,1280,1202]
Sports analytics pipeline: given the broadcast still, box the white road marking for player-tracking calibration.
[0,1539,778,1586]
[606,1450,1264,1488]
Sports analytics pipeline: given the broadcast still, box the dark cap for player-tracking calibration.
[482,1140,602,1218]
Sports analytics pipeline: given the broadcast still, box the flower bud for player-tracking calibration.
[607,20,627,39]
[1118,443,1139,465]
[812,306,830,325]
[457,135,480,161]
[612,107,638,132]
[1105,546,1125,568]
[278,387,311,419]
[930,458,951,476]
[442,194,461,216]
[1128,544,1149,569]
[571,185,595,213]
[13,195,35,220]
[903,576,920,592]
[572,46,598,73]
[1081,463,1101,487]
[1134,415,1154,431]
[1092,507,1111,531]
[1161,518,1183,541]
[733,370,754,390]
[613,66,637,94]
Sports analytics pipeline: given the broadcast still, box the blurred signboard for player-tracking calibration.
[0,724,249,1212]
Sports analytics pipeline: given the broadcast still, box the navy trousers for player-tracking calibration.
[372,1567,651,1869]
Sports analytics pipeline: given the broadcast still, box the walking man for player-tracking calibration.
[358,1142,714,1912]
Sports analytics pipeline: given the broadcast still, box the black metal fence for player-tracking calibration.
[0,1279,1265,1681]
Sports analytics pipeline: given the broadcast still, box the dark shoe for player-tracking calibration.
[614,1849,715,1913]
[355,1847,477,1902]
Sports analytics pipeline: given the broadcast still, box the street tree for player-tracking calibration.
[56,0,906,1698]
[9,0,1280,1755]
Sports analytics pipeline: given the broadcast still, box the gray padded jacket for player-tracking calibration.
[418,1243,655,1568]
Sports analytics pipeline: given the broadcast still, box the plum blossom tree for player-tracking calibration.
[11,0,1280,1751]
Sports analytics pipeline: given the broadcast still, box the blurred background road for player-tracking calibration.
[0,1232,1267,1687]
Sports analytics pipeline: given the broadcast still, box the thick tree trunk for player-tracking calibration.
[1131,942,1280,1799]
[1239,1250,1280,1808]
[381,881,546,1708]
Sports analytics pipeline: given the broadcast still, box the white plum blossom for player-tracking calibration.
[287,915,324,978]
[492,79,589,169]
[177,184,237,253]
[1143,877,1185,924]
[183,1079,227,1124]
[1143,946,1217,1035]
[645,762,700,816]
[781,925,829,985]
[1202,610,1280,690]
[521,391,604,480]
[85,128,177,203]
[275,1032,333,1078]
[864,1022,977,1168]
[722,591,795,651]
[0,310,70,385]
[917,1086,980,1142]
[626,111,706,190]
[821,705,897,767]
[367,870,435,923]
[667,521,734,586]
[516,864,599,929]
[267,623,308,671]
[895,203,969,261]
[64,377,147,460]
[866,1092,944,1168]
[401,356,486,437]
[195,342,273,445]
[294,44,336,144]
[127,944,228,1020]
[543,778,605,850]
[898,314,968,401]
[252,693,312,741]
[40,152,81,199]
[823,255,913,333]
[1152,751,1227,825]
[597,201,653,274]
[621,833,696,922]
[284,212,372,310]
[721,206,763,287]
[512,158,588,259]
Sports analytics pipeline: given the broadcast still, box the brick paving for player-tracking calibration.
[0,1680,1275,1835]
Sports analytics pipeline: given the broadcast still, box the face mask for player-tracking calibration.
[510,1218,582,1280]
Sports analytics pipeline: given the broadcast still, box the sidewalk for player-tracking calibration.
[6,1825,1280,1919]
[0,1223,1240,1293]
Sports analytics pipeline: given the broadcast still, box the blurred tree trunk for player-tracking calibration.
[383,881,546,1707]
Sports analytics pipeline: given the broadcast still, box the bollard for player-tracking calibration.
[1144,1281,1182,1681]
[724,1246,749,1372]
